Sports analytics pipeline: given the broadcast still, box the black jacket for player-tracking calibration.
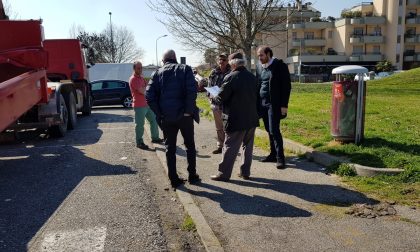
[256,58,292,109]
[146,60,199,123]
[215,66,259,133]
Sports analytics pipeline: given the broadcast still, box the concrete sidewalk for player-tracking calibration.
[150,118,420,252]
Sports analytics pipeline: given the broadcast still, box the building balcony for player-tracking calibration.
[406,17,420,25]
[350,35,384,44]
[291,38,326,47]
[405,35,420,43]
[350,54,384,62]
[287,21,333,30]
[350,16,386,25]
[285,55,348,64]
[404,53,420,61]
[406,0,420,6]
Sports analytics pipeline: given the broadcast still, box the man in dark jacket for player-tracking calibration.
[207,53,231,154]
[146,49,200,189]
[210,52,259,181]
[256,46,291,169]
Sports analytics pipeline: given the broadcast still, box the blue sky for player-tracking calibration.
[11,0,363,66]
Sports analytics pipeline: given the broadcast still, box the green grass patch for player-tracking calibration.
[196,93,213,120]
[181,215,196,232]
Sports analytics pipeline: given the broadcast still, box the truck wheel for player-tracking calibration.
[64,92,77,130]
[49,94,68,137]
[82,95,92,116]
[122,96,133,108]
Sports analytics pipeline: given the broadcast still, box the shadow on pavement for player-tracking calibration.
[187,182,312,218]
[0,112,136,251]
[230,177,378,206]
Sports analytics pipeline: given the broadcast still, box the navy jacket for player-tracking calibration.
[146,60,199,123]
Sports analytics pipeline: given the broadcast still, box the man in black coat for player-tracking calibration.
[146,49,201,189]
[256,46,291,169]
[210,52,259,181]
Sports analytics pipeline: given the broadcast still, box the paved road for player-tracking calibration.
[0,107,203,252]
[158,118,420,252]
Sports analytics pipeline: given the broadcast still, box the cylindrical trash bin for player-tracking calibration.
[331,81,358,141]
[331,65,367,144]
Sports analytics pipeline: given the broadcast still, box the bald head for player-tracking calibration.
[162,49,177,63]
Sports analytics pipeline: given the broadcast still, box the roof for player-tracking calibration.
[332,65,368,74]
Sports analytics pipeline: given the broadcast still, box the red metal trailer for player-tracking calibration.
[0,19,92,136]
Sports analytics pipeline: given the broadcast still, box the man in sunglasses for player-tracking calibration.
[208,53,231,154]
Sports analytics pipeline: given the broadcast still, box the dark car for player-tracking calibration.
[90,80,133,108]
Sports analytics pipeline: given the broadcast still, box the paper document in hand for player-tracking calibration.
[204,86,221,97]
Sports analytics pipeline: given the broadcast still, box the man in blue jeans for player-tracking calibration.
[256,46,291,169]
[146,50,201,189]
[129,61,163,150]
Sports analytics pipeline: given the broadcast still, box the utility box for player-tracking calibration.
[331,65,368,144]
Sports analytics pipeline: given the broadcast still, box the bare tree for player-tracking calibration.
[2,0,19,19]
[149,0,291,68]
[103,24,145,63]
[69,23,86,39]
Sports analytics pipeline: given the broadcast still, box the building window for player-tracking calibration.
[304,32,314,39]
[374,26,382,35]
[353,46,364,55]
[396,54,400,63]
[354,27,364,36]
[328,30,333,39]
[397,35,401,43]
[399,0,403,6]
[292,32,297,40]
[373,45,381,54]
[398,17,402,24]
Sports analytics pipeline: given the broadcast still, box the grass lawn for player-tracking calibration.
[196,68,420,206]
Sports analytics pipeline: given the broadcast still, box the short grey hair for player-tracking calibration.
[162,49,177,63]
[229,57,247,67]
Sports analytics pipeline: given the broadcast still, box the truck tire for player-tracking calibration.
[122,96,133,108]
[82,95,92,116]
[64,92,77,130]
[49,94,68,137]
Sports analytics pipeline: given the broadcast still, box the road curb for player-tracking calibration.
[145,128,224,252]
[256,129,404,177]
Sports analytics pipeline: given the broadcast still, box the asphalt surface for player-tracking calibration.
[160,118,420,252]
[0,107,203,252]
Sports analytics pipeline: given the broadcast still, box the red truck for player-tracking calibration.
[0,19,92,137]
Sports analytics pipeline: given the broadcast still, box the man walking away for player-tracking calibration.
[129,61,163,150]
[256,46,291,169]
[210,52,259,181]
[208,53,231,154]
[146,50,201,189]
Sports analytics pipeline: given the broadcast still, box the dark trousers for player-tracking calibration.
[162,116,197,183]
[261,105,285,161]
[218,128,256,179]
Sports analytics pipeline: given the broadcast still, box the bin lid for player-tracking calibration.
[332,65,368,74]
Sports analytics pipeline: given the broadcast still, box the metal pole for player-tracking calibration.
[155,34,168,67]
[299,11,303,83]
[109,12,114,63]
[355,76,364,145]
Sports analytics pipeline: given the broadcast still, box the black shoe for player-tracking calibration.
[212,147,223,154]
[151,138,164,144]
[188,174,201,184]
[238,173,250,180]
[137,143,149,150]
[261,155,276,163]
[210,174,230,182]
[276,161,286,169]
[171,178,186,188]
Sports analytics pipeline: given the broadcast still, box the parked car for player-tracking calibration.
[90,80,133,108]
[354,71,377,81]
[376,72,392,79]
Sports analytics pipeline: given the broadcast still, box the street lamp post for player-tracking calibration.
[299,11,303,83]
[155,34,168,67]
[109,12,114,63]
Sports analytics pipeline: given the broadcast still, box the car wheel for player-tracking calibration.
[122,96,133,108]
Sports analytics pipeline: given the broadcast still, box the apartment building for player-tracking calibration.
[256,0,420,81]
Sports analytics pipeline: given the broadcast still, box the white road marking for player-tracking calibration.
[41,226,107,252]
[0,155,29,160]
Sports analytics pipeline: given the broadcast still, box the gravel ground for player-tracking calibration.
[0,107,203,252]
